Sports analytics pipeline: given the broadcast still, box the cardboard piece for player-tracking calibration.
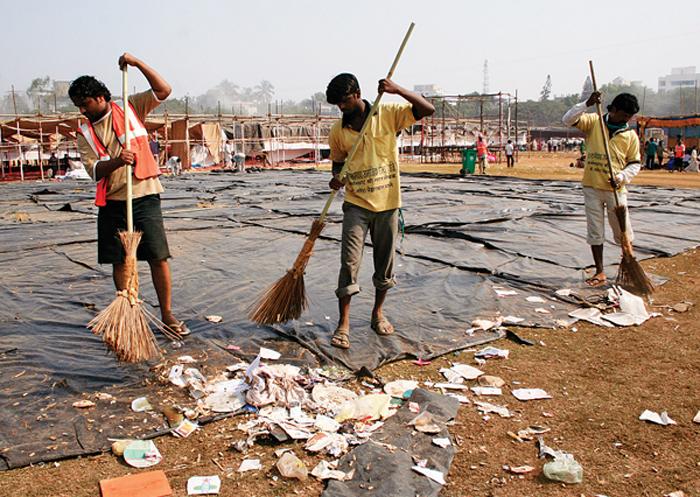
[99,470,172,497]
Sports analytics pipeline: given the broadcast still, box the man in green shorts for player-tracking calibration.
[325,73,434,349]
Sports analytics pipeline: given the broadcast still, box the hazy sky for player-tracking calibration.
[3,0,699,103]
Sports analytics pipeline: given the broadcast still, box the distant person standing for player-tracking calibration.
[505,139,515,168]
[476,136,488,174]
[656,139,665,168]
[671,135,685,172]
[645,137,657,169]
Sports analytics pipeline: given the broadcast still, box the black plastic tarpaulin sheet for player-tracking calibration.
[1,170,699,469]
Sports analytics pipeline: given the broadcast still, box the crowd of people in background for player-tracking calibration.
[641,135,699,173]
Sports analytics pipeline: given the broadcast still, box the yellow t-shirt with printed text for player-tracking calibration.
[575,112,640,192]
[329,103,416,212]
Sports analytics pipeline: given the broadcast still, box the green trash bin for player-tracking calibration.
[461,148,476,175]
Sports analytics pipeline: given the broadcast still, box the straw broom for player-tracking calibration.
[88,67,180,362]
[248,23,416,325]
[588,61,654,296]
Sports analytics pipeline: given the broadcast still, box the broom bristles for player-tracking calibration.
[249,220,325,325]
[88,229,179,363]
[612,207,654,296]
[616,253,654,296]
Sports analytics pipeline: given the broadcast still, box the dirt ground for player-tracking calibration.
[1,154,699,497]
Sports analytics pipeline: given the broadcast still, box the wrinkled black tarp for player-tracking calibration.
[1,170,699,469]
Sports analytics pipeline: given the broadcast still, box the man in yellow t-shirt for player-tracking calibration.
[325,73,435,349]
[70,53,189,337]
[562,91,641,288]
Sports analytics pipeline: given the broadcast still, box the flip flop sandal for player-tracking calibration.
[585,276,607,288]
[371,316,395,336]
[164,320,191,337]
[331,327,350,349]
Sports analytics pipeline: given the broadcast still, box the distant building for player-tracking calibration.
[611,76,630,86]
[658,67,700,92]
[414,84,442,96]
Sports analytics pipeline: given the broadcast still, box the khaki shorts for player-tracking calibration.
[582,186,633,246]
[336,202,398,299]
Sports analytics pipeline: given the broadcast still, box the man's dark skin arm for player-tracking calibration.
[329,79,435,190]
[94,54,171,180]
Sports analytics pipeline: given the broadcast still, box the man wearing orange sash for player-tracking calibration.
[70,53,189,337]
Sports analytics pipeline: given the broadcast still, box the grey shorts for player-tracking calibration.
[582,186,633,246]
[97,194,171,264]
[336,202,399,299]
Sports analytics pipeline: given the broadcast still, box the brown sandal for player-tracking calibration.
[371,316,395,336]
[331,327,350,349]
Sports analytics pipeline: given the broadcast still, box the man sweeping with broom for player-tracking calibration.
[325,73,434,349]
[70,53,190,340]
[562,90,642,288]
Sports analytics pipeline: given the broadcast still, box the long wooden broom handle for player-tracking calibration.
[122,68,134,233]
[318,22,415,224]
[588,60,621,209]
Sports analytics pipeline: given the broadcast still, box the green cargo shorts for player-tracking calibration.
[97,194,171,264]
[336,202,399,299]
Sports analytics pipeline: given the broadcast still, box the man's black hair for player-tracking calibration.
[608,93,639,115]
[326,73,360,105]
[68,75,111,104]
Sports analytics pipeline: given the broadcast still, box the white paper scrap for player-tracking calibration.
[432,437,451,448]
[512,388,552,401]
[412,465,446,485]
[238,458,262,472]
[187,475,221,495]
[258,347,281,360]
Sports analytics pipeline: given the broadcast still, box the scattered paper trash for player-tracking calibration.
[94,392,114,401]
[534,307,551,314]
[311,460,353,481]
[412,465,446,485]
[664,492,688,497]
[432,437,451,448]
[503,315,525,324]
[168,365,186,387]
[471,386,502,396]
[408,411,442,434]
[131,397,153,413]
[478,375,505,388]
[526,296,546,303]
[471,318,500,331]
[449,363,484,380]
[475,347,509,359]
[474,400,511,418]
[555,288,572,296]
[335,394,393,422]
[504,464,535,474]
[187,475,221,495]
[205,315,223,323]
[568,307,614,327]
[258,347,281,360]
[512,388,552,401]
[173,419,199,438]
[639,410,677,426]
[238,458,262,472]
[693,410,700,424]
[177,355,197,363]
[123,440,162,468]
[276,452,307,480]
[383,380,418,399]
[72,399,95,409]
